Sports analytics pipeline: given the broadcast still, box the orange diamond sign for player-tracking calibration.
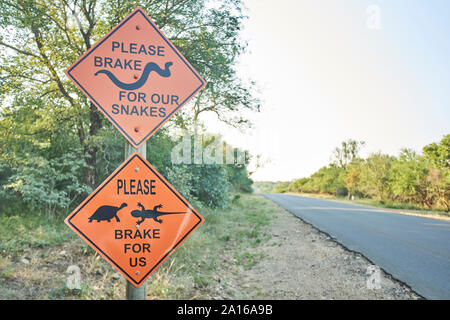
[65,7,205,147]
[64,152,204,287]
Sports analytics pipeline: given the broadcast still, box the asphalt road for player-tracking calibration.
[264,193,450,299]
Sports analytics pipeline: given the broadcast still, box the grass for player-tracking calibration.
[0,193,276,299]
[0,214,75,254]
[351,198,430,211]
[287,192,450,220]
[145,193,275,299]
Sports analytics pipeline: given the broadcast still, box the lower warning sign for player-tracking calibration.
[64,152,204,287]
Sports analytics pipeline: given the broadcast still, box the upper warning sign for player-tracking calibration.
[65,7,205,147]
[64,152,204,287]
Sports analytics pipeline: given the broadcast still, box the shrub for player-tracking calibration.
[335,186,348,197]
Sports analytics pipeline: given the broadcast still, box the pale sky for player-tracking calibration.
[202,0,450,181]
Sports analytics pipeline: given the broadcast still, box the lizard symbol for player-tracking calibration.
[131,203,185,225]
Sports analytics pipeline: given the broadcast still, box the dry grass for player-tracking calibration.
[0,194,274,300]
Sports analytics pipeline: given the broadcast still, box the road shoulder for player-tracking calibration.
[224,195,421,299]
[285,192,450,222]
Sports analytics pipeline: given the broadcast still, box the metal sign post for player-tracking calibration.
[65,142,203,296]
[125,141,147,300]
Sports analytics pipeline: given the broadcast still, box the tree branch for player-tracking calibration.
[0,41,40,58]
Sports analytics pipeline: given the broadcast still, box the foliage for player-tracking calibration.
[0,214,73,254]
[335,186,348,197]
[252,181,279,193]
[0,1,257,216]
[273,135,449,211]
[224,148,253,193]
[226,163,253,193]
[422,134,450,210]
[188,164,230,208]
[165,164,196,202]
[389,149,428,205]
[273,181,291,193]
[331,139,365,169]
[359,152,393,200]
[1,149,91,217]
[343,160,361,198]
[0,0,258,187]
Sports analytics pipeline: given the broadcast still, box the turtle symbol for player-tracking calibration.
[88,203,128,223]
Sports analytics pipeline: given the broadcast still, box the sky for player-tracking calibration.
[202,0,450,181]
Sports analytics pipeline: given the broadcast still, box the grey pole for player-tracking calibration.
[125,140,147,300]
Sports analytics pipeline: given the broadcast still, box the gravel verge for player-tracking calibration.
[219,199,421,300]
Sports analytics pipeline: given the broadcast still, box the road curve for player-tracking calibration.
[263,193,450,299]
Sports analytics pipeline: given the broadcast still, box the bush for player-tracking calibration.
[189,165,230,209]
[273,181,291,193]
[335,186,348,197]
[1,152,91,217]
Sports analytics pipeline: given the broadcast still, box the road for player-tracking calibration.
[263,193,450,299]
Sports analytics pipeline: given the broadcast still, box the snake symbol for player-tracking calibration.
[94,61,173,90]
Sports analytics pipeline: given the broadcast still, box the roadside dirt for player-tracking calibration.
[215,200,422,300]
[0,240,127,299]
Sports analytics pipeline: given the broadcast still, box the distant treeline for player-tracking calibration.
[258,135,449,211]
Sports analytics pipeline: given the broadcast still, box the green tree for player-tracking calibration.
[331,139,365,169]
[423,134,450,210]
[389,149,429,206]
[273,181,291,193]
[360,152,392,200]
[306,165,346,194]
[290,177,310,193]
[2,151,90,217]
[274,136,449,211]
[344,164,360,199]
[0,0,258,214]
[0,0,258,190]
[423,134,450,169]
